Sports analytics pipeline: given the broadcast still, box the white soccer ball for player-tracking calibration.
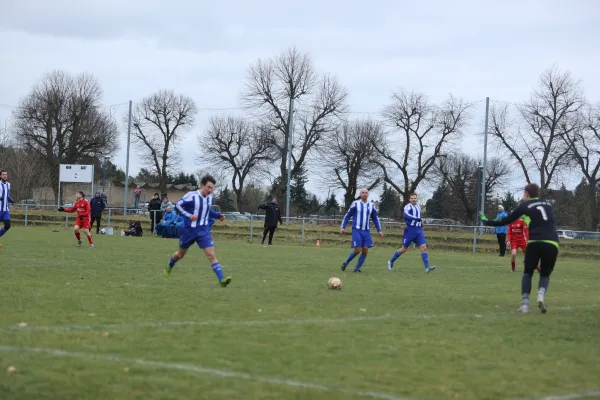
[100,228,106,234]
[328,277,343,290]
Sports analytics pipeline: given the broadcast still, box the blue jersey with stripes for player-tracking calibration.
[175,190,221,235]
[341,200,382,232]
[404,203,423,230]
[0,181,13,213]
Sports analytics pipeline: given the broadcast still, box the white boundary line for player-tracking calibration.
[1,304,598,334]
[539,391,600,400]
[0,345,597,400]
[0,345,407,400]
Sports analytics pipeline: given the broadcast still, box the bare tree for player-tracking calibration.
[319,118,384,208]
[11,70,119,201]
[242,47,348,205]
[199,115,277,211]
[372,90,470,205]
[489,66,584,194]
[130,90,197,192]
[565,103,600,230]
[0,138,50,202]
[433,153,511,223]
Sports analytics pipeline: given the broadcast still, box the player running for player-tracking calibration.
[163,174,232,287]
[482,183,559,314]
[340,188,383,273]
[388,192,436,273]
[507,216,529,272]
[0,170,15,247]
[58,190,94,248]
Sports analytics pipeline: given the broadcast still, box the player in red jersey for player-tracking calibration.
[58,190,94,248]
[507,217,528,272]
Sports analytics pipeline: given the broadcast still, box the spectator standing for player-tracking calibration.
[494,205,509,256]
[89,192,106,234]
[258,198,283,246]
[147,193,162,233]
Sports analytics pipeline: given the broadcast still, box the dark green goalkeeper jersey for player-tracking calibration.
[484,198,559,247]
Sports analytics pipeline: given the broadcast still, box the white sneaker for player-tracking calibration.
[387,260,393,271]
[425,266,436,273]
[537,294,547,313]
[516,304,529,313]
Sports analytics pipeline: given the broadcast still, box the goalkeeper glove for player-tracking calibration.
[480,212,489,225]
[58,207,64,212]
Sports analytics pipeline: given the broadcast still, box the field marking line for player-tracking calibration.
[539,390,600,400]
[1,304,598,334]
[0,345,407,400]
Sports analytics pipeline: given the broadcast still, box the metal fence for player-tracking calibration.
[9,204,600,249]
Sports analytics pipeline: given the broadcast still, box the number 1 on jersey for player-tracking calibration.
[537,206,548,221]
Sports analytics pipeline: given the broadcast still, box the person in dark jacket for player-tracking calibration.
[89,192,106,234]
[258,198,283,246]
[147,192,162,234]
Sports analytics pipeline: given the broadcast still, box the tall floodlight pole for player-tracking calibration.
[124,100,132,216]
[480,97,490,233]
[285,98,295,225]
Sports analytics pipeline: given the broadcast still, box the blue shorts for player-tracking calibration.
[179,229,214,250]
[351,229,373,248]
[0,211,10,221]
[402,227,426,247]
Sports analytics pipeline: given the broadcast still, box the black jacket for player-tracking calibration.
[148,198,162,211]
[90,197,106,217]
[258,202,283,227]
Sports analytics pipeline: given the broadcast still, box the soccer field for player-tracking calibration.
[1,228,599,400]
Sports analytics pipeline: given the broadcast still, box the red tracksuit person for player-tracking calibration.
[59,190,94,248]
[507,218,528,272]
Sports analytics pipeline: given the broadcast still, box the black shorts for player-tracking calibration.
[524,241,558,276]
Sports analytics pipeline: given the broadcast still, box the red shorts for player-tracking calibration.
[75,216,91,230]
[511,241,526,252]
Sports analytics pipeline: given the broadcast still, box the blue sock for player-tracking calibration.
[211,262,224,281]
[390,250,401,264]
[344,251,358,265]
[421,252,430,269]
[354,254,367,271]
[0,228,5,238]
[168,257,177,268]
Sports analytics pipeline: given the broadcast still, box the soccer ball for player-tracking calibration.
[100,228,106,234]
[328,277,343,290]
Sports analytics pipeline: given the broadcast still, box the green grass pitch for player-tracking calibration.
[1,228,599,400]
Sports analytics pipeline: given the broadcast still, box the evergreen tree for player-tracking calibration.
[378,183,402,219]
[290,166,309,215]
[501,191,518,212]
[216,186,236,212]
[325,193,340,215]
[426,184,446,218]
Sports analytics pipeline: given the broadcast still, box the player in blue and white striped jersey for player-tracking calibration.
[388,192,436,273]
[339,188,383,272]
[163,174,232,287]
[0,170,15,245]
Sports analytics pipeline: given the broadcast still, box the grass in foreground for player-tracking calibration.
[1,228,599,400]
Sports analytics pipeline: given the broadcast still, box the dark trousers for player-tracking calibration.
[150,211,162,233]
[261,225,277,245]
[496,233,507,256]
[524,242,558,277]
[90,216,102,233]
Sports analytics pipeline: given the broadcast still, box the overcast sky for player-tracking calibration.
[1,0,599,202]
